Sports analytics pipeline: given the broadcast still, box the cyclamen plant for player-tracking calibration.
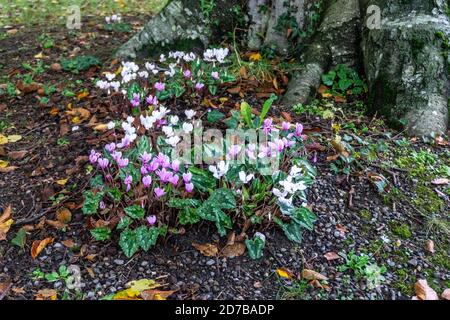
[84,48,317,259]
[96,47,236,115]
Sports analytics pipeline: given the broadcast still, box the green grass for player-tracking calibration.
[0,0,168,26]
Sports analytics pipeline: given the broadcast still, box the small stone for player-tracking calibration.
[206,259,215,266]
[114,259,125,266]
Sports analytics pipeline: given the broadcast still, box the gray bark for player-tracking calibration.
[282,0,361,106]
[361,0,449,136]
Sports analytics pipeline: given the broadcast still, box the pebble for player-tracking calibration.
[114,259,124,266]
[206,259,215,266]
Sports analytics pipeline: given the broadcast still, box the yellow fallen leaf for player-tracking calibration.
[93,124,108,132]
[113,288,142,300]
[76,91,89,100]
[0,205,13,241]
[0,160,9,168]
[7,135,22,143]
[127,279,160,292]
[56,179,68,186]
[276,268,294,280]
[0,135,8,145]
[249,52,262,62]
[34,52,45,59]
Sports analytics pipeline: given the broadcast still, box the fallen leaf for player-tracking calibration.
[0,135,8,145]
[55,178,68,186]
[301,269,328,281]
[11,287,26,295]
[192,242,218,257]
[0,280,12,300]
[221,242,246,258]
[7,135,21,143]
[334,95,347,103]
[7,150,27,160]
[66,108,90,123]
[56,208,72,224]
[50,63,61,71]
[0,166,18,173]
[318,85,332,98]
[0,205,13,241]
[141,289,176,300]
[276,268,294,280]
[61,239,75,248]
[31,237,54,259]
[249,52,262,62]
[93,123,109,132]
[35,289,57,300]
[431,178,449,185]
[0,160,9,168]
[324,252,341,261]
[424,240,435,254]
[227,86,241,94]
[413,279,439,300]
[442,288,450,300]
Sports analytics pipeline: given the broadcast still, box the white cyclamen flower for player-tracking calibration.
[107,121,116,129]
[239,171,254,184]
[182,122,193,134]
[209,161,229,179]
[170,116,179,125]
[165,136,180,147]
[185,109,196,120]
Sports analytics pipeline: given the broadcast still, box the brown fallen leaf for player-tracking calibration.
[0,166,18,173]
[324,252,341,261]
[11,287,26,295]
[0,279,12,300]
[221,242,246,258]
[66,107,90,123]
[424,240,435,254]
[413,279,439,300]
[192,242,218,257]
[61,239,75,248]
[16,81,40,94]
[7,150,28,160]
[31,237,54,259]
[141,289,176,300]
[35,289,57,300]
[301,269,328,281]
[318,85,332,98]
[336,224,348,235]
[441,288,450,300]
[0,205,13,241]
[56,208,72,224]
[50,63,61,71]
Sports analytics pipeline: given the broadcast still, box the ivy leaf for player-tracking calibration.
[245,234,265,259]
[82,190,103,215]
[119,229,140,258]
[124,205,145,220]
[90,227,111,241]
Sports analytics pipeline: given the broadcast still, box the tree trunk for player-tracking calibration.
[361,0,449,136]
[116,0,450,136]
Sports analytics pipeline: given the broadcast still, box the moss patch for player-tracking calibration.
[390,222,412,239]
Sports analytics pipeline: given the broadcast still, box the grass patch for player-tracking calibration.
[0,0,168,26]
[389,222,412,239]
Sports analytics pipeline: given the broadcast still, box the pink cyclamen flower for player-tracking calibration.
[124,175,133,192]
[147,215,157,226]
[89,150,100,164]
[98,158,109,169]
[141,165,149,175]
[295,123,304,137]
[169,174,179,186]
[140,151,152,164]
[182,172,192,183]
[111,151,122,162]
[99,201,106,210]
[148,159,160,172]
[117,157,129,168]
[156,168,173,183]
[183,69,191,78]
[185,182,194,193]
[154,187,166,198]
[154,82,165,91]
[263,118,273,135]
[105,143,116,153]
[228,145,241,157]
[283,137,295,149]
[281,121,291,131]
[171,159,180,172]
[142,175,152,188]
[146,95,158,106]
[269,139,285,153]
[211,71,219,80]
[130,99,140,107]
[195,82,205,91]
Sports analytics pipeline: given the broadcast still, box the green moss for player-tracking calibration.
[411,185,445,213]
[393,268,415,296]
[390,222,412,239]
[358,209,372,221]
[431,250,450,271]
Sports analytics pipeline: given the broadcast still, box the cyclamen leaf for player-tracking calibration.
[117,216,132,230]
[178,207,200,225]
[245,235,265,260]
[207,109,225,123]
[107,187,122,202]
[11,228,27,248]
[188,167,216,192]
[292,207,316,231]
[119,229,140,258]
[136,226,160,251]
[82,190,103,215]
[259,94,277,123]
[197,189,235,236]
[124,205,145,220]
[90,227,111,241]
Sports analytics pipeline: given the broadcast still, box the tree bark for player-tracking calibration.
[117,0,450,136]
[361,0,449,136]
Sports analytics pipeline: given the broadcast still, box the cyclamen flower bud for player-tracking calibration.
[147,215,156,226]
[185,183,194,193]
[182,172,192,183]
